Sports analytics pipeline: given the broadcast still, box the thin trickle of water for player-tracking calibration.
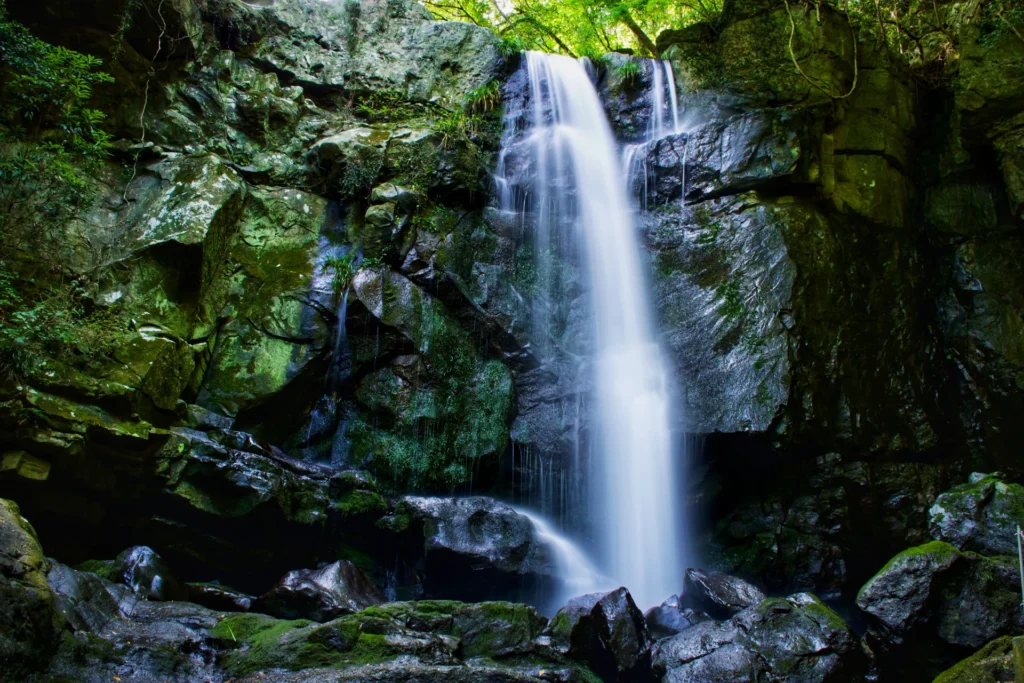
[498,52,686,609]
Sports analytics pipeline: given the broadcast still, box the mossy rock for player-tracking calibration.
[0,499,61,678]
[932,636,1014,683]
[213,600,550,676]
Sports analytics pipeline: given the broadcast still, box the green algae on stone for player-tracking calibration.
[933,636,1015,683]
[0,498,61,678]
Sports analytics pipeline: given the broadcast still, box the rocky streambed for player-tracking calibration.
[6,470,1024,681]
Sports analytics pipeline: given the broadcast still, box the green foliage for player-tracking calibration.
[434,109,484,149]
[340,154,384,200]
[0,2,113,256]
[423,0,722,57]
[497,34,527,58]
[828,0,1022,73]
[353,89,423,123]
[614,60,642,86]
[0,266,131,378]
[465,80,502,114]
[323,253,357,296]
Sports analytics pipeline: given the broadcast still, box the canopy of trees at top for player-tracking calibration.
[422,0,1023,70]
[421,0,722,57]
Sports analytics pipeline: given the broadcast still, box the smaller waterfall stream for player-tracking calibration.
[623,60,685,211]
[515,507,609,613]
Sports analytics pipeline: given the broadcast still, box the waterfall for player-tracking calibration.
[515,507,610,614]
[623,60,683,210]
[497,52,685,609]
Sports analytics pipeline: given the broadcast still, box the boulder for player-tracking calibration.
[546,588,652,682]
[113,546,188,602]
[931,636,1015,683]
[644,594,711,641]
[186,582,255,613]
[212,600,555,679]
[929,473,1024,556]
[39,595,223,682]
[683,110,803,202]
[856,541,1024,649]
[0,499,60,677]
[681,568,765,619]
[256,560,385,622]
[47,563,134,633]
[652,593,864,683]
[401,496,551,601]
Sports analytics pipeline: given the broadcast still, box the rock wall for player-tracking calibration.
[640,0,1024,598]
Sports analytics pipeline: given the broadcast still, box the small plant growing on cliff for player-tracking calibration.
[614,60,642,87]
[435,109,483,148]
[354,89,421,122]
[465,80,502,114]
[497,35,526,59]
[323,254,357,296]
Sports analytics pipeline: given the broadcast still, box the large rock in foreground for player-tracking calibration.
[546,588,653,682]
[931,636,1016,683]
[856,541,1024,649]
[652,593,864,683]
[213,600,565,679]
[0,499,60,679]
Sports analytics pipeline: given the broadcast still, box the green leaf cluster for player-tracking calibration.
[423,0,721,58]
[0,0,114,256]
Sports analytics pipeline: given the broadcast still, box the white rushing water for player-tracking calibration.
[515,507,611,612]
[498,53,685,609]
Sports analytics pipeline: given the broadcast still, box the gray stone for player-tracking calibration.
[546,587,652,682]
[681,568,765,619]
[114,546,188,602]
[653,593,863,683]
[256,560,385,622]
[929,473,1024,557]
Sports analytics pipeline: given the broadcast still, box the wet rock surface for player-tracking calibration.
[114,546,189,602]
[680,568,765,619]
[644,594,711,641]
[0,0,1022,680]
[546,587,653,682]
[0,499,60,679]
[399,496,558,602]
[652,593,865,683]
[856,541,1024,650]
[929,473,1024,556]
[257,560,386,622]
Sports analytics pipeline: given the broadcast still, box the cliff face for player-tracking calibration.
[0,0,1022,679]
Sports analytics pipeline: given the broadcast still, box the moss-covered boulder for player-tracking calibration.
[0,498,60,678]
[156,429,330,525]
[932,636,1015,683]
[347,268,514,490]
[929,473,1024,556]
[857,541,1024,651]
[211,600,553,678]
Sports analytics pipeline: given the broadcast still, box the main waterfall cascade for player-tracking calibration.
[497,53,688,610]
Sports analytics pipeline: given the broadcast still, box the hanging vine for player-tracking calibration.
[783,0,860,99]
